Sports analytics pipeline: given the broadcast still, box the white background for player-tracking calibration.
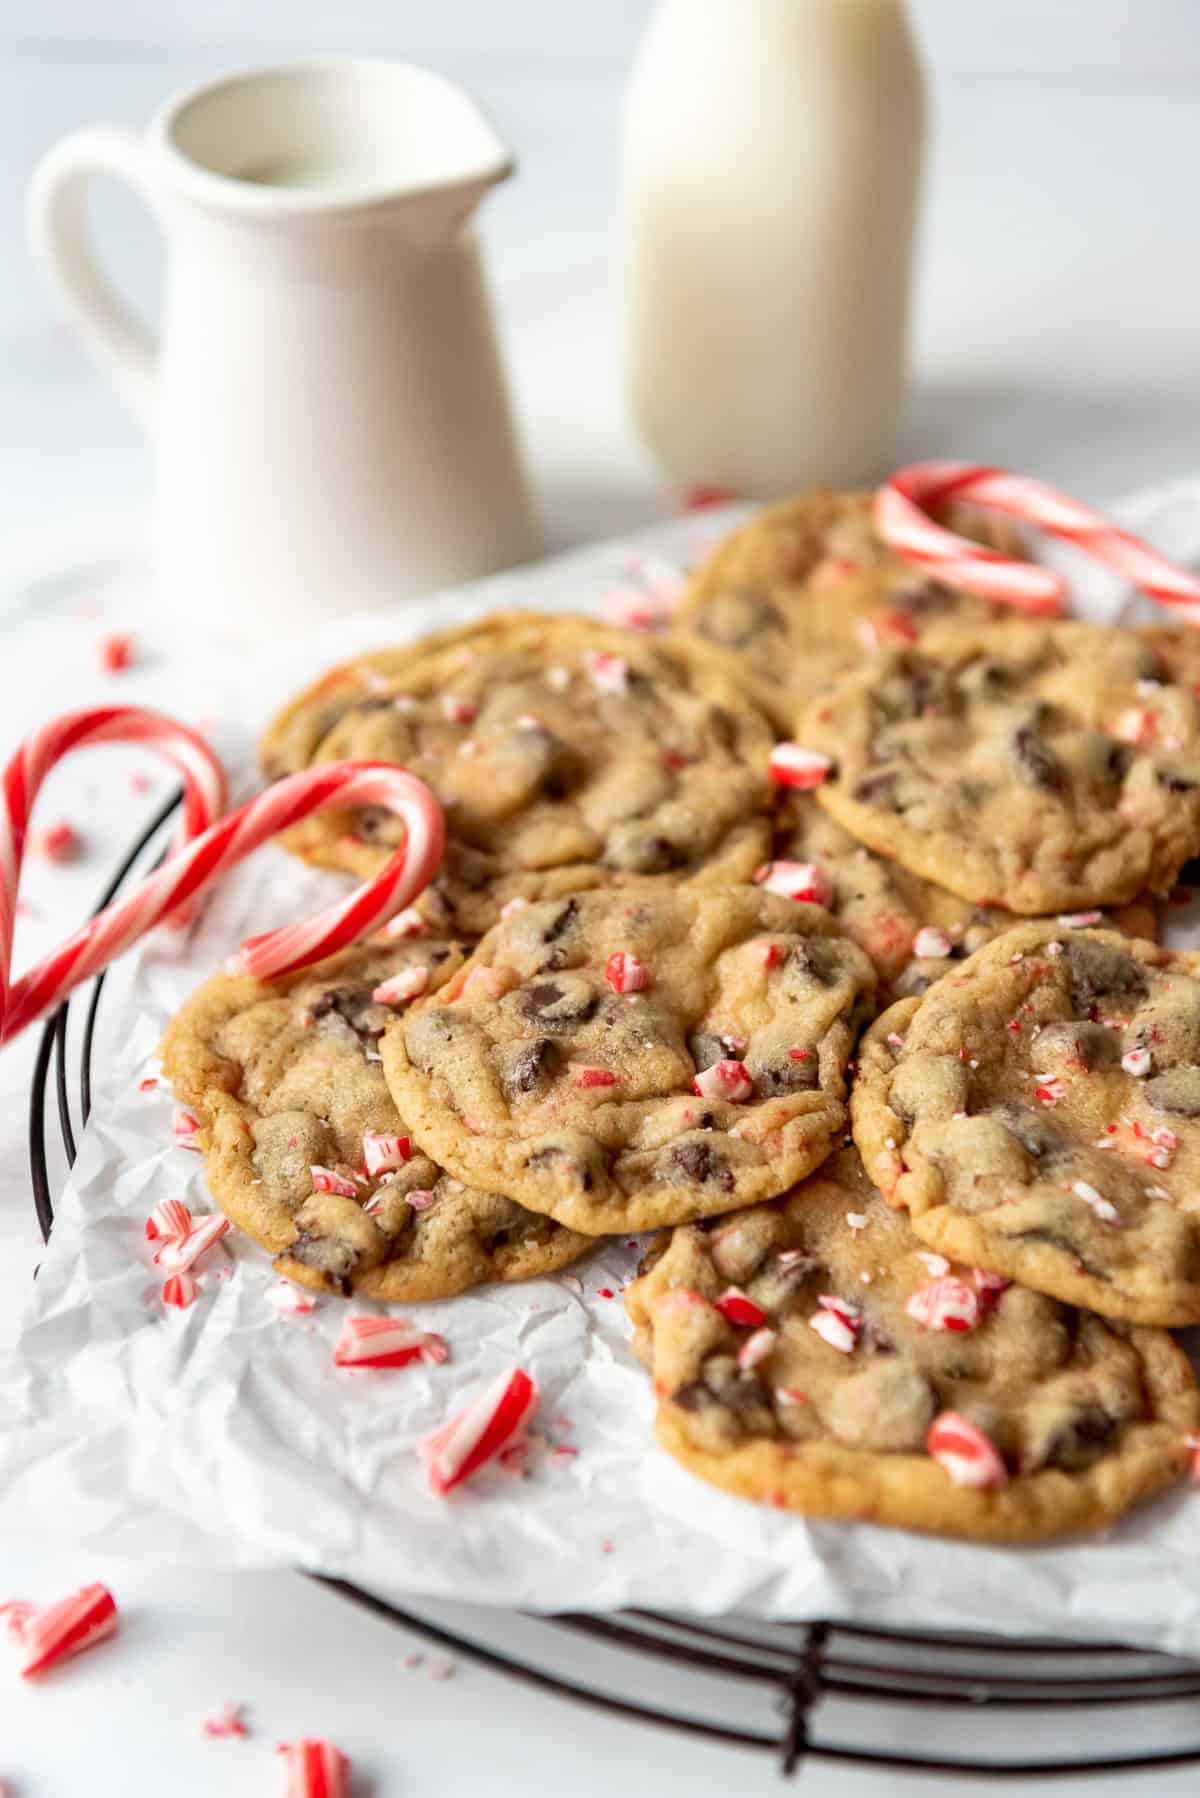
[3,1,1200,1792]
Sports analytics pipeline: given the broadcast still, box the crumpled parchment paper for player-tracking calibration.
[4,489,1200,1652]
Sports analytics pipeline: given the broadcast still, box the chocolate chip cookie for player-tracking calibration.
[626,1148,1198,1540]
[771,792,1159,1000]
[259,612,776,937]
[853,923,1200,1324]
[671,489,1004,731]
[160,940,590,1299]
[381,888,876,1234]
[800,618,1200,913]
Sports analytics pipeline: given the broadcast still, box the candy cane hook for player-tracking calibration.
[1,760,444,1045]
[875,461,1200,624]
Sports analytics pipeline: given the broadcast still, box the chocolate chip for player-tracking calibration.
[995,1105,1060,1159]
[501,1037,561,1097]
[309,983,390,1052]
[603,828,676,875]
[1062,938,1148,1013]
[689,1032,735,1072]
[1024,1402,1115,1473]
[1143,1068,1200,1117]
[853,767,900,806]
[527,1142,595,1191]
[1158,768,1198,793]
[542,899,579,945]
[1013,725,1062,791]
[672,1379,718,1413]
[355,804,400,842]
[285,1232,355,1294]
[517,976,597,1031]
[753,1056,818,1095]
[672,1140,734,1189]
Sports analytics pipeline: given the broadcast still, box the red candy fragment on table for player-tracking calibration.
[34,822,82,864]
[162,1271,200,1310]
[99,633,135,673]
[279,1739,350,1798]
[682,484,734,511]
[333,1315,447,1370]
[154,1212,229,1273]
[14,1582,118,1678]
[755,859,833,906]
[693,1060,753,1104]
[905,1276,979,1333]
[605,951,649,994]
[144,1198,192,1242]
[421,1366,539,1496]
[768,743,833,790]
[927,1411,1007,1490]
[203,1700,249,1738]
[266,1279,317,1317]
[714,1287,768,1329]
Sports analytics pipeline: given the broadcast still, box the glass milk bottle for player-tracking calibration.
[623,0,926,495]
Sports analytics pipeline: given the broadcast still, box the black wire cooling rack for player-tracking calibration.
[25,792,1200,1781]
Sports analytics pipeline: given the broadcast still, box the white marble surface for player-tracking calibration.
[5,3,1200,1791]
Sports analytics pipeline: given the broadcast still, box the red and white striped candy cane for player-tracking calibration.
[0,761,444,1045]
[875,462,1200,623]
[0,707,226,1039]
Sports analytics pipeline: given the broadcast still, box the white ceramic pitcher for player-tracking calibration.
[30,60,540,632]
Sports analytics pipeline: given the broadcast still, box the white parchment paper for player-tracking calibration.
[5,490,1200,1651]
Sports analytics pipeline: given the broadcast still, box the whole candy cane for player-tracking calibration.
[0,708,226,1039]
[875,462,1200,623]
[0,761,444,1045]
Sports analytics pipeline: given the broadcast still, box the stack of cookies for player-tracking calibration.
[162,491,1200,1542]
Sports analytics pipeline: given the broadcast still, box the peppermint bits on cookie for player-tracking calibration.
[605,951,649,994]
[768,743,833,790]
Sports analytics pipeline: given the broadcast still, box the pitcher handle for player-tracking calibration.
[28,124,160,429]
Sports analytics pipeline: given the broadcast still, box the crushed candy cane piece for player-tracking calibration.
[845,1212,869,1233]
[927,1412,1007,1490]
[172,1106,202,1150]
[203,1701,248,1738]
[1058,910,1103,928]
[1121,1047,1152,1077]
[154,1212,230,1273]
[499,897,529,919]
[754,859,833,906]
[912,926,952,959]
[279,1739,350,1798]
[405,1189,438,1211]
[421,1366,538,1495]
[906,1276,979,1333]
[382,907,427,939]
[333,1315,445,1370]
[574,1065,620,1088]
[35,821,82,863]
[372,965,429,1005]
[17,1583,118,1678]
[915,1251,950,1278]
[265,1279,316,1316]
[310,1165,359,1198]
[693,1059,753,1103]
[605,951,649,994]
[441,695,477,724]
[1072,1179,1120,1224]
[973,1268,1012,1297]
[144,1198,192,1242]
[808,1307,859,1354]
[737,1327,778,1370]
[460,964,519,1001]
[1034,1076,1065,1106]
[714,1287,768,1328]
[162,1272,200,1309]
[362,1131,411,1176]
[99,633,134,673]
[600,585,663,632]
[767,743,833,790]
[584,650,629,694]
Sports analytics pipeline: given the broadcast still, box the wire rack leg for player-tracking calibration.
[779,1621,828,1777]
